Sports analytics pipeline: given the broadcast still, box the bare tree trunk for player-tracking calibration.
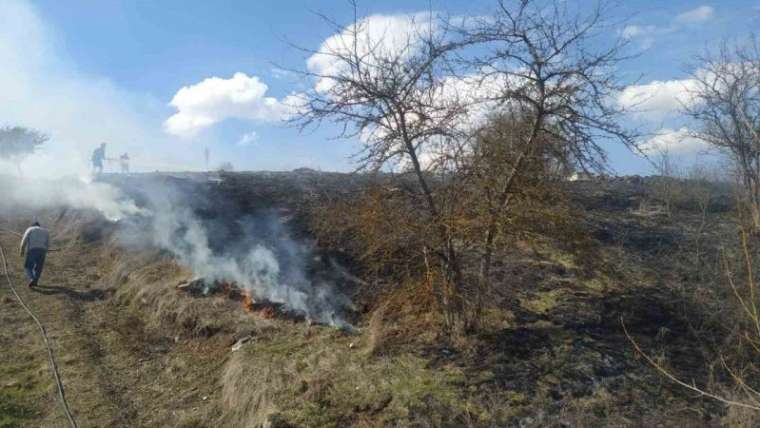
[477,113,543,304]
[403,133,465,330]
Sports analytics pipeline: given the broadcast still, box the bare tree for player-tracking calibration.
[649,147,682,217]
[295,0,636,331]
[293,4,472,328]
[462,0,638,305]
[685,162,718,270]
[685,36,760,233]
[0,126,48,176]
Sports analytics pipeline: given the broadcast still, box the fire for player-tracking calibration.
[221,281,232,295]
[240,290,276,319]
[177,278,288,321]
[241,291,255,312]
[260,306,275,319]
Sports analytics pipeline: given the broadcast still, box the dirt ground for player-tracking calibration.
[0,226,236,428]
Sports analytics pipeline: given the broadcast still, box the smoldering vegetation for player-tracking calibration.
[112,173,358,327]
[0,172,358,328]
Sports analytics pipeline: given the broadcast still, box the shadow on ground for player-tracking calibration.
[32,285,113,302]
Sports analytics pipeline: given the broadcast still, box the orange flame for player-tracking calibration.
[241,291,255,312]
[260,306,275,319]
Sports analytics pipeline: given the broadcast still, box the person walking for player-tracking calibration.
[92,142,107,175]
[119,152,130,174]
[19,221,49,288]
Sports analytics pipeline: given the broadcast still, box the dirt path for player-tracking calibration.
[0,232,227,427]
[1,231,132,427]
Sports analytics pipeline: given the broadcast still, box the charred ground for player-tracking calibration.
[0,171,743,427]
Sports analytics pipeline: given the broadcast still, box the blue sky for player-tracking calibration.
[2,0,759,175]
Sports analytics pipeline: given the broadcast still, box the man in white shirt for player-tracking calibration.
[19,221,50,288]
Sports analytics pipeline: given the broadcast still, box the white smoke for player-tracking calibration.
[1,175,146,221]
[128,179,354,328]
[0,0,207,179]
[1,172,353,327]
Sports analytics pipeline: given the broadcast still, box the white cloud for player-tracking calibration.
[271,67,296,80]
[621,24,659,49]
[639,127,710,155]
[168,13,438,138]
[621,5,714,49]
[618,78,699,121]
[675,5,714,24]
[622,24,657,39]
[306,13,436,93]
[164,72,296,138]
[237,131,258,147]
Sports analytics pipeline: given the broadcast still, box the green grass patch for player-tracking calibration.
[0,357,47,427]
[520,289,564,314]
[0,387,37,428]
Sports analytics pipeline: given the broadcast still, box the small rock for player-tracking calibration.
[231,335,253,352]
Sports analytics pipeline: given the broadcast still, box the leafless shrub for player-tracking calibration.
[648,148,683,217]
[685,36,760,233]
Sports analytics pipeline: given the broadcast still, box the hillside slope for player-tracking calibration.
[0,173,739,427]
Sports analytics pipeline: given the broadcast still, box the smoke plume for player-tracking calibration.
[136,180,353,327]
[1,173,353,328]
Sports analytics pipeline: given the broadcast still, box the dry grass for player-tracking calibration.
[217,321,481,427]
[5,176,751,426]
[724,393,760,427]
[365,303,388,356]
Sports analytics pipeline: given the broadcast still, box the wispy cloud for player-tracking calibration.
[674,5,714,24]
[622,5,716,49]
[237,131,258,147]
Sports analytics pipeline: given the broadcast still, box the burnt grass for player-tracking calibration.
[1,171,743,426]
[107,171,737,425]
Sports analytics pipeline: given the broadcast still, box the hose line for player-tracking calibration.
[0,231,79,428]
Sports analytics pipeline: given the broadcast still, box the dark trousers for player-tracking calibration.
[24,248,46,283]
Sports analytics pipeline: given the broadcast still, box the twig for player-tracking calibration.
[621,316,760,411]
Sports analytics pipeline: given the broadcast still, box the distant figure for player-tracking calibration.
[204,147,210,171]
[20,221,49,288]
[92,142,107,175]
[119,153,130,174]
